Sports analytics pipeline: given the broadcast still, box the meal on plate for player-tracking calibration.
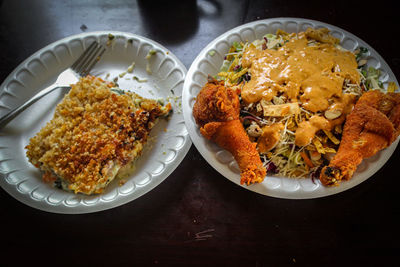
[26,75,171,195]
[193,27,400,186]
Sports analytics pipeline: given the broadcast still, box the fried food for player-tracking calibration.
[193,78,266,185]
[26,76,171,194]
[320,90,400,186]
[218,28,366,179]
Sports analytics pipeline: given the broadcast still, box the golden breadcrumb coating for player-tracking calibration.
[26,76,171,195]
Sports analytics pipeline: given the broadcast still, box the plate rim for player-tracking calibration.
[0,30,192,213]
[182,17,399,199]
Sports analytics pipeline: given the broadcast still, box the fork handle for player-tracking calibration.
[0,83,70,130]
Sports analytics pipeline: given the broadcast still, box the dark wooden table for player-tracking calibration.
[1,0,399,266]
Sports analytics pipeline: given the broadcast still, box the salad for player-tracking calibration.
[213,28,397,180]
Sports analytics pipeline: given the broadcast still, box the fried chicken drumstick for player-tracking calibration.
[320,90,400,186]
[193,78,266,185]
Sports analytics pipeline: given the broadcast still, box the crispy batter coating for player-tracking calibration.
[26,76,170,194]
[193,78,240,125]
[193,78,266,185]
[320,90,400,186]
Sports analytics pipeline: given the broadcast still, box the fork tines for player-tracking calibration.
[72,41,106,77]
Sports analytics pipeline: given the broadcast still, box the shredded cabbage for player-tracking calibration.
[365,66,383,90]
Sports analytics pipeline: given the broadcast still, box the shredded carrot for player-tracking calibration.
[300,151,314,168]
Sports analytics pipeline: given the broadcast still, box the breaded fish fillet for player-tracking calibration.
[26,76,171,194]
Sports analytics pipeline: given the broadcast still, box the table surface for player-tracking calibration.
[1,0,399,266]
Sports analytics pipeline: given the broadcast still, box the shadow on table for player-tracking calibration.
[137,0,221,44]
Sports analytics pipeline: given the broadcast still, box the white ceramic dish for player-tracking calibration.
[182,18,399,199]
[0,31,191,213]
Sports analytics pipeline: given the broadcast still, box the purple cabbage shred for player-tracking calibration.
[266,161,278,174]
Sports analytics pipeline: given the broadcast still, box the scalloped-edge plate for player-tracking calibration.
[0,31,191,213]
[182,18,399,199]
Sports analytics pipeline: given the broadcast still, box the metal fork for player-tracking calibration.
[0,41,106,129]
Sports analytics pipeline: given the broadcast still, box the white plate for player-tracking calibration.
[182,18,399,199]
[0,31,191,213]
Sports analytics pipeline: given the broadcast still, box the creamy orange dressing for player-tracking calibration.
[294,93,356,147]
[241,30,360,113]
[241,29,361,147]
[257,123,284,153]
[295,115,331,146]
